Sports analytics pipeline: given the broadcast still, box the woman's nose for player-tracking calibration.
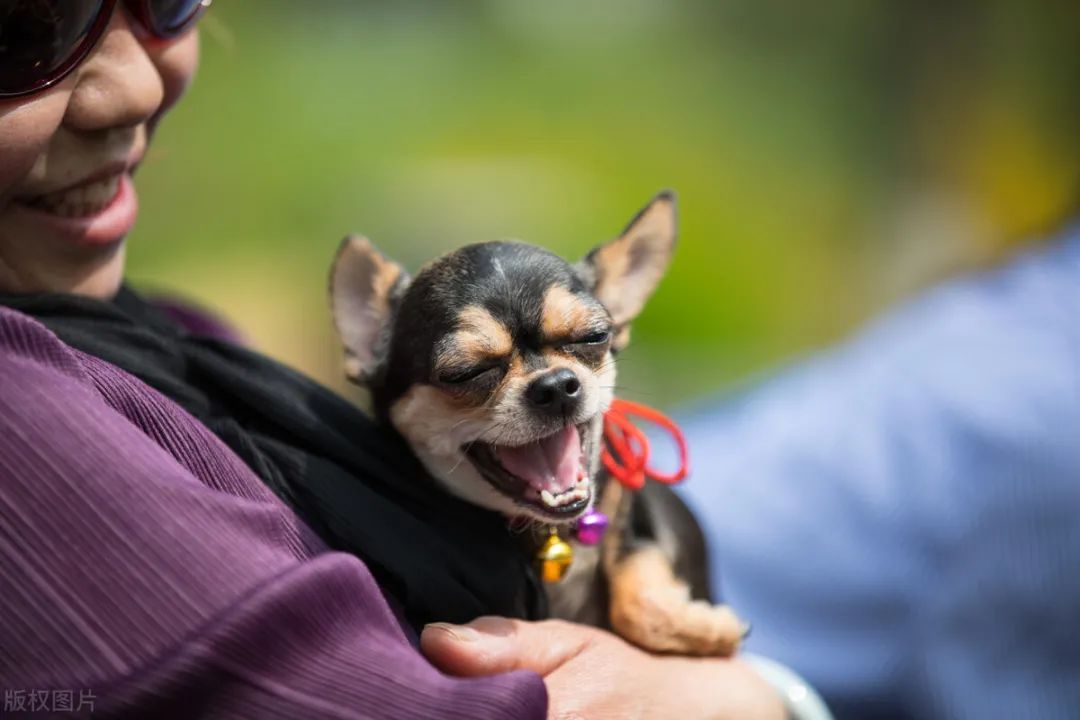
[63,9,165,133]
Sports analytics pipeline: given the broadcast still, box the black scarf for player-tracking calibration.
[1,286,545,632]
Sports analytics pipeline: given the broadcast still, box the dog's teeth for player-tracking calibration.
[537,483,592,509]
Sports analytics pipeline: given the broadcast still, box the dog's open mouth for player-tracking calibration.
[464,423,592,519]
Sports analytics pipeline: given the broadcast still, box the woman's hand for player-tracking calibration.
[421,616,785,720]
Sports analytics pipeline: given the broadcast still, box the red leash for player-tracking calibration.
[601,398,690,491]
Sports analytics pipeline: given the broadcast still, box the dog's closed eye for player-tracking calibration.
[567,329,610,346]
[437,364,502,386]
[557,328,612,367]
[574,330,609,345]
[431,305,514,392]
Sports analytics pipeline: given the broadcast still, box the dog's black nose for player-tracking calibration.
[526,368,582,416]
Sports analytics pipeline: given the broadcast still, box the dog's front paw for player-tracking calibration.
[608,546,745,656]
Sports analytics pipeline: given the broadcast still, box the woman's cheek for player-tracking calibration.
[149,30,200,133]
[0,90,70,204]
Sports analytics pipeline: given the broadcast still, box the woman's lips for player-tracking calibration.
[12,173,138,247]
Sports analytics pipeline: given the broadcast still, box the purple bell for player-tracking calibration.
[574,509,609,545]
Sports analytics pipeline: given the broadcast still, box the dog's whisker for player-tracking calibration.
[448,414,472,427]
[448,417,475,434]
[447,453,469,476]
[449,416,509,476]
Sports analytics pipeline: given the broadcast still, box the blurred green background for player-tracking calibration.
[130,0,1080,406]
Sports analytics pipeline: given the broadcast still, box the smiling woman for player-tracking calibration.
[0,2,792,719]
[0,0,200,296]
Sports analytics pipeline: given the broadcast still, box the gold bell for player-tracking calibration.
[536,530,574,583]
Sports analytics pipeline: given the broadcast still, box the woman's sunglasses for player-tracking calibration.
[0,0,211,99]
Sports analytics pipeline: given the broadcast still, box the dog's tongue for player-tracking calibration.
[497,425,581,494]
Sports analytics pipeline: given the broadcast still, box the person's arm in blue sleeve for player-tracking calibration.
[668,224,1080,720]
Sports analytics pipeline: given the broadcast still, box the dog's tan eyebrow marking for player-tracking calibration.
[458,305,513,354]
[435,305,513,370]
[541,286,606,341]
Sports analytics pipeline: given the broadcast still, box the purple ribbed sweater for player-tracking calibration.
[0,305,546,718]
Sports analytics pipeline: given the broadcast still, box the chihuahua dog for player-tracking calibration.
[329,192,743,655]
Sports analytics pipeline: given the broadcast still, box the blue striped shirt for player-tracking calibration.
[666,224,1080,719]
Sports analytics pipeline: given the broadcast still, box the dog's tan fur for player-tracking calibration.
[607,544,744,656]
[389,384,512,510]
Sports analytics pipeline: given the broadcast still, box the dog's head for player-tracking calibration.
[330,192,676,523]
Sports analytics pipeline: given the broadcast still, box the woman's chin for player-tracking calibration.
[67,249,127,299]
[0,233,127,299]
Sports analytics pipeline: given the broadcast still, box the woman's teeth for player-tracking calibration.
[24,175,122,218]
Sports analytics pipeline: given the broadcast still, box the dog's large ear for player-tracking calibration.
[578,191,677,351]
[329,235,411,383]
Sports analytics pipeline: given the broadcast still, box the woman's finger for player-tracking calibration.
[421,617,597,677]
